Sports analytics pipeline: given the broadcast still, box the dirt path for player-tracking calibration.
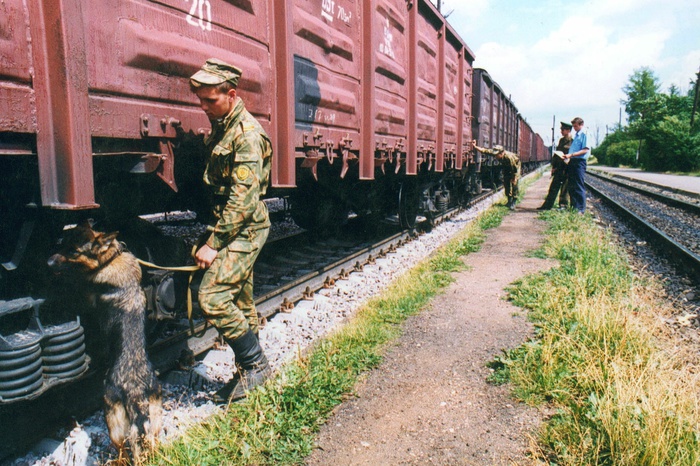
[306,175,557,465]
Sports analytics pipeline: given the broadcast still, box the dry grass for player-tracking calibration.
[500,210,700,465]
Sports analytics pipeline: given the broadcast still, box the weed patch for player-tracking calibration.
[500,210,700,465]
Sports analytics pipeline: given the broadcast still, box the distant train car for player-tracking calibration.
[534,133,549,165]
[518,117,534,166]
[471,68,518,152]
[472,68,527,190]
[520,119,548,168]
[471,68,550,190]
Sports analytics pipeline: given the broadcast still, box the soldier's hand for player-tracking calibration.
[195,244,218,269]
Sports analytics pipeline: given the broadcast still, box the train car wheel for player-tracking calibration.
[398,181,419,229]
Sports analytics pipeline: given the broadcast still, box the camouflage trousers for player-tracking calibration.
[198,226,269,341]
[504,175,519,198]
[542,172,569,208]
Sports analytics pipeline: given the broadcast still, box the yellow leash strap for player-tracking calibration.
[135,259,199,273]
[135,257,204,337]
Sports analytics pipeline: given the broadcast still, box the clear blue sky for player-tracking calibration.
[435,0,700,147]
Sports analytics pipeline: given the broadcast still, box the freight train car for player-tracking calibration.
[0,0,546,457]
[534,132,549,165]
[523,123,549,169]
[471,68,548,190]
[519,117,535,166]
[472,68,517,191]
[287,0,478,230]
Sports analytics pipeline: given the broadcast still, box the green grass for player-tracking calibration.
[146,206,508,465]
[492,209,700,465]
[665,170,700,177]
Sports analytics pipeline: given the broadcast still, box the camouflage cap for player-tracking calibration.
[560,121,573,130]
[493,144,505,153]
[190,58,242,88]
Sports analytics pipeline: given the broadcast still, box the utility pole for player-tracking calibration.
[690,66,700,131]
[619,107,622,128]
[437,0,442,12]
[551,115,556,156]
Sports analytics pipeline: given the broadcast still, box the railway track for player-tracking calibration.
[586,171,700,280]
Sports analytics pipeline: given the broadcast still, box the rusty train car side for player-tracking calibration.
[472,68,518,153]
[1,0,547,458]
[472,67,549,189]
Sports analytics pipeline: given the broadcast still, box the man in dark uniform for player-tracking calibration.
[190,58,273,403]
[471,141,521,210]
[538,121,573,210]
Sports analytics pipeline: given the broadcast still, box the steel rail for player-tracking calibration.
[586,181,700,280]
[587,170,700,215]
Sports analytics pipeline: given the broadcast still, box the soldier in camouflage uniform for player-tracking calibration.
[471,141,521,210]
[190,58,273,403]
[539,122,573,210]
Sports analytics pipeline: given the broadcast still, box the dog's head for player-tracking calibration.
[48,221,121,275]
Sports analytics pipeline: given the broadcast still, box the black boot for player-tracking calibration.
[213,330,271,404]
[508,197,516,210]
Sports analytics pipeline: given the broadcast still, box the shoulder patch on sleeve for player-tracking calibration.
[236,165,251,182]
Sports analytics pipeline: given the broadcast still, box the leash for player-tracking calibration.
[135,255,205,338]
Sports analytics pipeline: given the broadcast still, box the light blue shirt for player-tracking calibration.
[569,128,590,160]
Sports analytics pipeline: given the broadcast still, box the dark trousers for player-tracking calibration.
[542,171,568,209]
[567,158,587,213]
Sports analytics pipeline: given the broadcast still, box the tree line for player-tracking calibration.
[593,67,700,173]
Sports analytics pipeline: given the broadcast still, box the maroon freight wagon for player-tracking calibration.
[472,68,520,190]
[471,68,518,154]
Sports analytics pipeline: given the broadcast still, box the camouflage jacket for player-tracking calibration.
[556,135,573,156]
[552,135,572,173]
[474,145,521,179]
[203,97,272,251]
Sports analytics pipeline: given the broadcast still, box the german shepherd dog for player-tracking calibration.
[48,221,162,463]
